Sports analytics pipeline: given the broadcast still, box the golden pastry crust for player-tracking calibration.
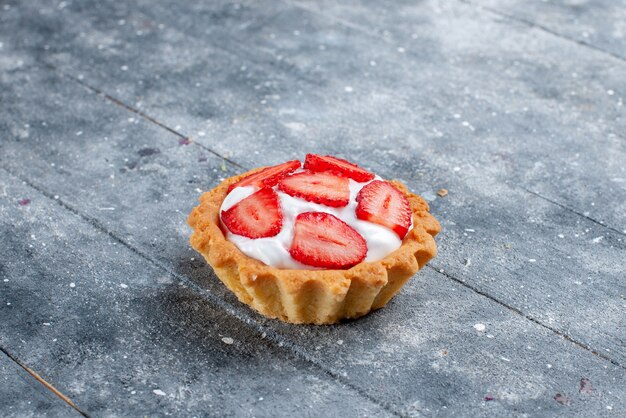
[188,167,440,324]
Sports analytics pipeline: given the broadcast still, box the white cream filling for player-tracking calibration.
[219,175,413,270]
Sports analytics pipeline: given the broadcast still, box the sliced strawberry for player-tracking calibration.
[289,212,367,269]
[228,160,301,192]
[356,180,412,239]
[278,171,350,207]
[304,154,374,182]
[221,188,283,238]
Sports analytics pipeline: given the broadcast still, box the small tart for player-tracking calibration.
[188,165,440,324]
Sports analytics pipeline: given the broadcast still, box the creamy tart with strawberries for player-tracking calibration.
[188,154,440,324]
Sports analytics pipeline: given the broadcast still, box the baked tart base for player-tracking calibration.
[188,168,440,325]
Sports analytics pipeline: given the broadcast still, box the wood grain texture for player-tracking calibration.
[0,0,624,415]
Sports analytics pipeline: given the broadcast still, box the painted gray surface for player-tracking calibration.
[0,170,392,417]
[0,0,625,416]
[0,351,77,417]
[0,59,624,417]
[1,0,625,365]
[471,0,626,60]
[2,0,624,231]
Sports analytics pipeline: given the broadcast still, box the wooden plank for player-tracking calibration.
[468,0,626,60]
[0,350,78,417]
[1,64,624,415]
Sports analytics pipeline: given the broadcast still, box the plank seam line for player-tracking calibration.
[521,187,625,237]
[459,0,626,64]
[426,265,626,370]
[289,0,626,65]
[284,0,369,34]
[44,64,245,172]
[0,165,404,418]
[0,345,90,417]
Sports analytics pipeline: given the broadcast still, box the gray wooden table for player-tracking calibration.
[1,0,624,416]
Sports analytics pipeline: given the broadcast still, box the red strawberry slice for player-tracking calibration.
[278,171,350,207]
[221,188,283,238]
[289,212,367,269]
[356,180,412,239]
[304,154,374,182]
[228,160,301,192]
